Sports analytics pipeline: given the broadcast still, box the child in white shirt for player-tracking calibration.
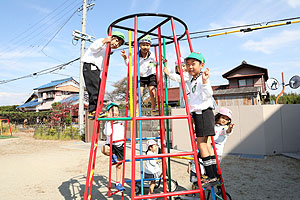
[101,103,126,192]
[144,140,162,195]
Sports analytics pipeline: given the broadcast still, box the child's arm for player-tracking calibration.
[200,68,213,98]
[121,49,128,64]
[226,123,235,134]
[89,37,110,53]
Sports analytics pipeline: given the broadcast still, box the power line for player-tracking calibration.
[0,57,80,84]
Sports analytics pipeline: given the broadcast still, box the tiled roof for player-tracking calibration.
[16,99,42,109]
[59,94,79,104]
[213,86,260,95]
[34,77,74,90]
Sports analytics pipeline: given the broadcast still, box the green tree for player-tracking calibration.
[270,92,300,104]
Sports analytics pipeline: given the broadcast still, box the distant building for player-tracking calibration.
[17,77,88,112]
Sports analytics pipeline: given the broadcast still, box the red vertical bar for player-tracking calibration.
[170,18,205,199]
[186,29,194,53]
[154,47,161,114]
[131,15,138,199]
[157,27,167,199]
[7,119,12,137]
[121,64,130,200]
[211,137,227,200]
[84,27,112,200]
[108,121,114,197]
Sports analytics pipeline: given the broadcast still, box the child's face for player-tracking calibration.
[176,64,187,73]
[110,37,123,49]
[186,59,204,77]
[139,42,151,54]
[150,144,158,152]
[218,115,231,126]
[108,106,119,117]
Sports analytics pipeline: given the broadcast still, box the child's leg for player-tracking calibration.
[148,180,156,194]
[83,63,101,113]
[136,86,144,114]
[116,163,122,183]
[207,136,219,178]
[197,136,215,179]
[101,145,110,156]
[148,85,156,110]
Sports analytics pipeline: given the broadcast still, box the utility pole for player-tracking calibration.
[78,0,87,136]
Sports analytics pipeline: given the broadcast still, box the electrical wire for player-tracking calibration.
[0,57,80,84]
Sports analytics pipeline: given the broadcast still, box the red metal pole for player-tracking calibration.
[170,17,205,199]
[154,47,161,116]
[121,62,130,200]
[131,15,138,199]
[84,27,112,200]
[211,137,227,200]
[108,121,114,197]
[186,29,194,53]
[7,119,12,137]
[158,26,167,199]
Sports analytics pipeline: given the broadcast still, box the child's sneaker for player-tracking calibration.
[112,154,119,164]
[98,112,107,118]
[88,111,96,120]
[151,109,159,116]
[115,183,125,192]
[202,177,218,187]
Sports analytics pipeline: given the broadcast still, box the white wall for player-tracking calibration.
[171,105,300,155]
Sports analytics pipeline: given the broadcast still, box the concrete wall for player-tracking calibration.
[171,105,300,155]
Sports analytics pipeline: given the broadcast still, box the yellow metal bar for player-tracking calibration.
[172,156,194,160]
[207,19,300,38]
[89,169,94,184]
[128,31,133,148]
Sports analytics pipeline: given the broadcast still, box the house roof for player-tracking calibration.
[213,86,261,95]
[16,99,42,109]
[59,94,79,104]
[222,61,269,80]
[34,77,76,90]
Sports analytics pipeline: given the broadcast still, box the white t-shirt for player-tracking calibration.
[81,38,106,71]
[189,73,215,113]
[213,124,233,156]
[144,151,161,177]
[124,51,157,77]
[103,121,125,147]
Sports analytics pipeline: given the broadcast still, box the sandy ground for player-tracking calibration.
[0,132,299,200]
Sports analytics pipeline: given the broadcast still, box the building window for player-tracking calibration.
[238,79,254,87]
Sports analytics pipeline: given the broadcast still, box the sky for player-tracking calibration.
[0,0,300,106]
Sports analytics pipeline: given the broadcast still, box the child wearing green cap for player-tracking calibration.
[121,35,158,116]
[101,103,126,192]
[185,52,218,186]
[82,31,125,119]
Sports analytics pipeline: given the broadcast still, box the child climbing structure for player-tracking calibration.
[83,13,227,200]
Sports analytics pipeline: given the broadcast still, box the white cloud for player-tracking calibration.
[286,0,300,8]
[29,5,51,14]
[242,30,300,54]
[0,92,28,106]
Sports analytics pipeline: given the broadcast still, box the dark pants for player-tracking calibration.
[83,62,101,113]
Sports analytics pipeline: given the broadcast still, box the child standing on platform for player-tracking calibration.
[213,107,234,163]
[101,103,126,192]
[185,52,218,185]
[163,57,191,108]
[144,139,162,195]
[121,35,158,115]
[82,31,125,119]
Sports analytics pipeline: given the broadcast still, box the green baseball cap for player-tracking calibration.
[112,31,125,45]
[139,35,152,44]
[106,102,119,111]
[185,52,205,63]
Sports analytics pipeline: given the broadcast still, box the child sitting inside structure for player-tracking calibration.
[101,103,126,192]
[144,139,162,195]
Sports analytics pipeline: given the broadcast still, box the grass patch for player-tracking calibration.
[0,135,17,139]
